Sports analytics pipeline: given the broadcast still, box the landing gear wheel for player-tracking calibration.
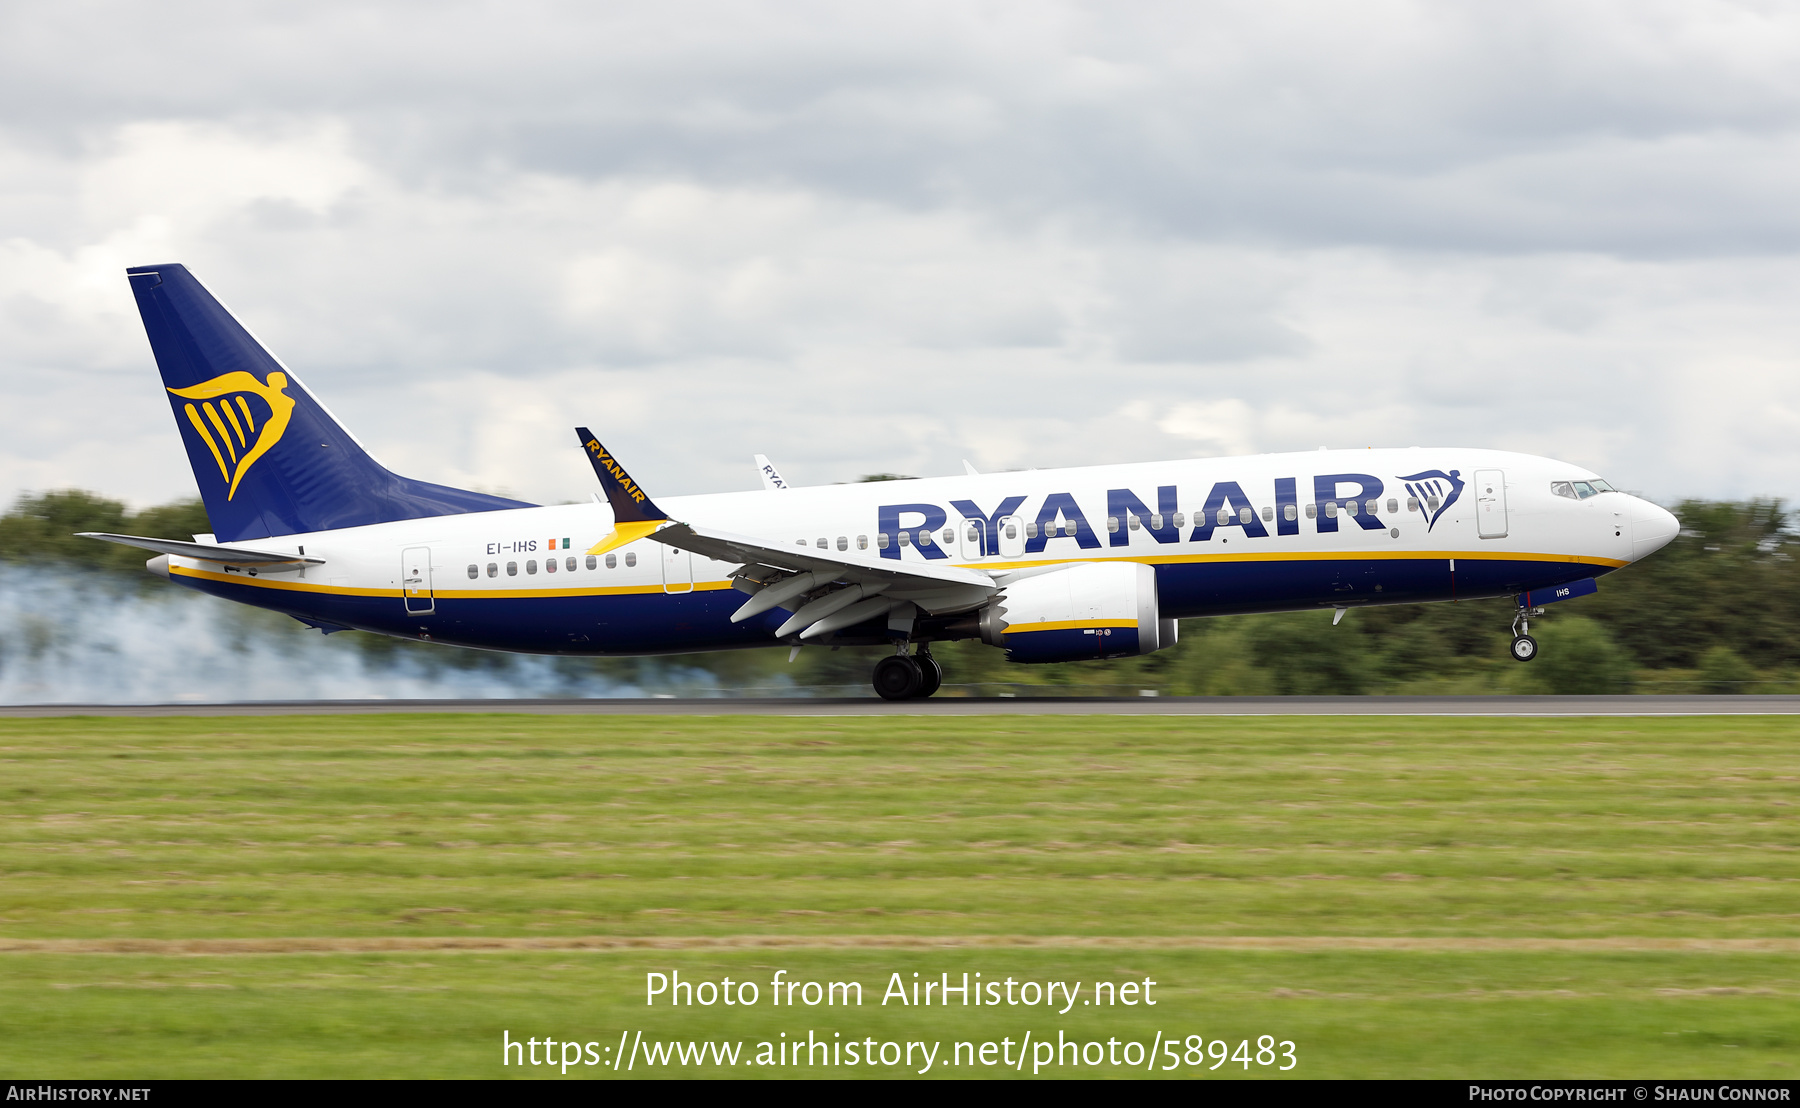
[914,652,943,697]
[873,655,924,700]
[1510,635,1539,663]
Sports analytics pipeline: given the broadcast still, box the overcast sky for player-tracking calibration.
[4,1,1799,510]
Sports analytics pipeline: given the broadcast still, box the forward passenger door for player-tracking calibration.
[1475,470,1508,539]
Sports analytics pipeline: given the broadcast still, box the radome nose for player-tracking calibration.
[1630,499,1678,561]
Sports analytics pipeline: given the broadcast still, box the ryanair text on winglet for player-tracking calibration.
[586,439,647,504]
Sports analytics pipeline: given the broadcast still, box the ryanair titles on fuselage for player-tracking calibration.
[873,467,1464,558]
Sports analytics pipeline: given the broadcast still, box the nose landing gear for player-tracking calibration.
[872,644,943,700]
[1510,607,1541,663]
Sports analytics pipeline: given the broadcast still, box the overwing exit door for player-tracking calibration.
[959,518,984,560]
[996,515,1025,558]
[402,546,434,614]
[1475,469,1508,539]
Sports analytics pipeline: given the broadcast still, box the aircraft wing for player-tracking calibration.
[574,426,994,638]
[77,532,324,566]
[649,521,997,635]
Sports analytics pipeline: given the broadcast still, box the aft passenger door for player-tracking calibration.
[1475,469,1508,539]
[402,546,434,614]
[661,542,693,593]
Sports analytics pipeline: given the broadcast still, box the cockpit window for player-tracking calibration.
[1554,479,1616,500]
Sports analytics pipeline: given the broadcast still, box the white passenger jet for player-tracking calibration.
[82,264,1679,699]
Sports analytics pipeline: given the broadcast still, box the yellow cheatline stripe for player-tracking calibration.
[202,402,238,462]
[219,398,248,446]
[235,395,257,432]
[182,404,230,482]
[950,549,1627,572]
[169,564,734,599]
[586,519,667,556]
[1006,619,1138,634]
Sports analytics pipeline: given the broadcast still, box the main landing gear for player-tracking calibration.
[872,645,943,701]
[1510,607,1540,663]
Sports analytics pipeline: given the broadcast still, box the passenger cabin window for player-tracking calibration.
[1239,507,1253,525]
[1216,507,1230,526]
[1387,498,1398,514]
[605,553,617,568]
[1345,501,1357,517]
[918,530,934,547]
[526,560,538,574]
[1173,512,1185,528]
[1025,522,1038,539]
[486,562,498,577]
[587,555,598,569]
[1427,496,1441,511]
[566,557,577,572]
[898,531,911,547]
[467,564,478,579]
[1284,504,1298,521]
[1004,522,1017,539]
[507,561,518,576]
[876,533,890,549]
[1305,503,1317,519]
[1261,506,1273,522]
[1407,497,1420,511]
[942,528,954,545]
[1107,516,1120,533]
[545,558,556,573]
[1128,515,1142,531]
[837,536,848,551]
[624,552,636,567]
[858,535,868,550]
[1365,499,1378,515]
[817,537,828,549]
[1325,502,1338,518]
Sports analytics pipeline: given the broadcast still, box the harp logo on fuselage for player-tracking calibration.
[167,371,297,500]
[1397,469,1465,531]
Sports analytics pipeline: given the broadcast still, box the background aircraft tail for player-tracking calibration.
[126,264,531,542]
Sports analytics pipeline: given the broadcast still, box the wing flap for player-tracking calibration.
[649,521,997,626]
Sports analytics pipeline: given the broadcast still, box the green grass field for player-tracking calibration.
[1,713,1796,1078]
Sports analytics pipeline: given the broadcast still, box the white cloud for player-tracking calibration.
[3,2,1800,513]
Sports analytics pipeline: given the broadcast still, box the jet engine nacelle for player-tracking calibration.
[978,561,1178,664]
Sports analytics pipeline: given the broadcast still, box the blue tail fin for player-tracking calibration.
[126,264,532,542]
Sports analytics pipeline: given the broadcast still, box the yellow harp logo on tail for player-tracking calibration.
[167,372,298,500]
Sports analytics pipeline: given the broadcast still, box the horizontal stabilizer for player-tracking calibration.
[76,532,324,567]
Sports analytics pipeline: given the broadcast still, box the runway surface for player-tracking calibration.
[3,695,1799,717]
